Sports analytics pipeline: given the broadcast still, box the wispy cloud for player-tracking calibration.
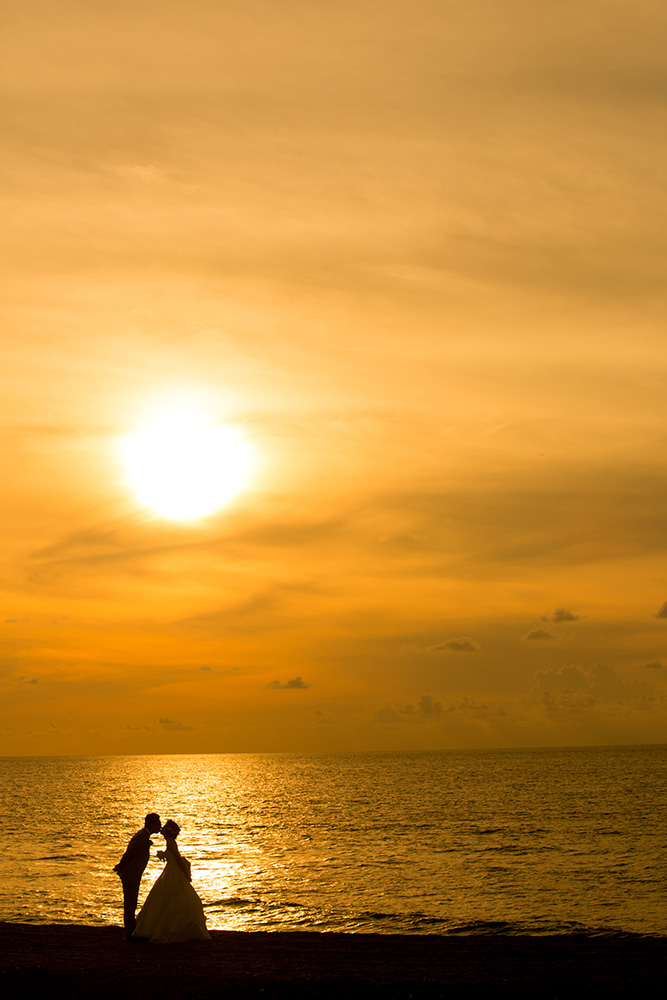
[429,638,481,654]
[267,676,310,690]
[522,629,553,642]
[159,717,195,732]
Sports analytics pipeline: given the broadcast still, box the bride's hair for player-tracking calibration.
[162,819,180,838]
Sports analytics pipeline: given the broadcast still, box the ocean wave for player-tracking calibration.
[443,918,641,937]
[205,896,307,913]
[37,854,89,861]
[205,897,258,908]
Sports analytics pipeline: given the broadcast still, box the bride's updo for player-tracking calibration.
[162,819,180,839]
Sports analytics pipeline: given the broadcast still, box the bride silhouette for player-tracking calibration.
[132,819,210,942]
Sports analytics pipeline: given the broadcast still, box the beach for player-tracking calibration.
[1,923,666,998]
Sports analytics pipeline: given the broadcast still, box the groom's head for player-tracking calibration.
[144,813,161,834]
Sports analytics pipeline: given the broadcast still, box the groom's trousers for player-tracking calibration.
[121,876,141,934]
[114,827,151,935]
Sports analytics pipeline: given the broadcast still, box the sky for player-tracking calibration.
[2,0,667,754]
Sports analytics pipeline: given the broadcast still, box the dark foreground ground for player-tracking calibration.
[1,922,666,998]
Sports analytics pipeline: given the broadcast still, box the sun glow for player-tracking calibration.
[119,405,256,521]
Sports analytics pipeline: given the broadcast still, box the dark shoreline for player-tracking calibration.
[1,922,666,997]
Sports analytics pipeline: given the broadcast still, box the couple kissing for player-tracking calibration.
[113,812,210,943]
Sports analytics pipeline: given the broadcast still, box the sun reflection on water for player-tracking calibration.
[3,749,667,934]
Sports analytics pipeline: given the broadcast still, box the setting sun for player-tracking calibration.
[118,406,256,521]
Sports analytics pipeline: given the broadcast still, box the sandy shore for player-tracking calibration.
[1,922,666,997]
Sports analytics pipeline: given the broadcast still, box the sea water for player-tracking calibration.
[1,746,666,935]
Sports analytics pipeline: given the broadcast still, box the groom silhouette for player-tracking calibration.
[114,812,161,937]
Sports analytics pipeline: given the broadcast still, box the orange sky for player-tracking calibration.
[2,1,667,754]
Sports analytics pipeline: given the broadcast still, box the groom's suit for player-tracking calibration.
[114,827,153,934]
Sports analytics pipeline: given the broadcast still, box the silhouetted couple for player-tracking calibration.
[114,812,210,942]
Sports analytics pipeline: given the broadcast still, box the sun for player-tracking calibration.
[118,405,256,521]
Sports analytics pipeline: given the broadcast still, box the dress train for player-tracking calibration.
[133,849,210,943]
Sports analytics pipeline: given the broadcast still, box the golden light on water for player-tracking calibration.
[118,404,257,521]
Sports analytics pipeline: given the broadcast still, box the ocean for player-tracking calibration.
[1,746,666,935]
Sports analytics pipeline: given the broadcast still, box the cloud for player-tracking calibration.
[373,470,667,579]
[453,696,506,719]
[28,524,199,586]
[375,707,401,724]
[429,637,480,654]
[375,693,509,727]
[532,664,656,713]
[159,716,195,731]
[376,694,443,724]
[402,694,444,718]
[544,608,581,622]
[267,676,310,690]
[26,723,74,738]
[313,710,336,726]
[180,582,321,633]
[522,628,553,641]
[655,602,667,619]
[235,517,345,547]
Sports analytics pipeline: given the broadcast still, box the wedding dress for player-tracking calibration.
[133,848,210,942]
